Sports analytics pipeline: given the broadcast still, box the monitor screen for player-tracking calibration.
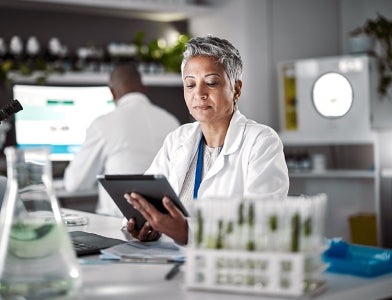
[13,84,114,161]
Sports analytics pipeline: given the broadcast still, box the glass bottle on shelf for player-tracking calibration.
[9,36,23,58]
[0,147,81,299]
[0,37,6,58]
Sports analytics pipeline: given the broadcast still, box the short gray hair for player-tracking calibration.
[181,35,243,86]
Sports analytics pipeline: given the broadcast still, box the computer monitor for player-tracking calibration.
[12,84,114,161]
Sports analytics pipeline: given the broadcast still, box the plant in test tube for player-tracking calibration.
[196,209,203,247]
[291,212,300,252]
[269,215,278,231]
[237,202,245,250]
[216,219,224,249]
[224,220,234,249]
[246,201,255,251]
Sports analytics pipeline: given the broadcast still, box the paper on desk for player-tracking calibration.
[100,240,185,263]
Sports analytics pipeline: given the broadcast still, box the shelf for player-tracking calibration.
[8,71,183,86]
[381,169,392,178]
[289,169,376,179]
[279,131,376,145]
[1,0,212,22]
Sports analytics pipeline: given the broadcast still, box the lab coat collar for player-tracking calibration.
[171,110,247,191]
[116,92,151,107]
[221,110,247,155]
[171,123,202,191]
[178,110,246,156]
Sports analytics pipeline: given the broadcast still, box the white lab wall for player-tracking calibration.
[190,0,340,130]
[191,0,392,246]
[189,0,272,128]
[190,0,392,130]
[269,0,341,130]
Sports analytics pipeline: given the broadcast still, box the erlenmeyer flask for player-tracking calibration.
[0,147,81,299]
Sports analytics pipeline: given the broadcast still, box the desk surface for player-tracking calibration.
[64,209,392,300]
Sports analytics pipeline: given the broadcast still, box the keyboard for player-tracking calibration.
[69,231,126,256]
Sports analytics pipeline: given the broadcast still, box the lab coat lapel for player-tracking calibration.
[172,125,202,191]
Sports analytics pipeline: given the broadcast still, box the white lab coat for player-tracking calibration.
[146,110,289,211]
[64,92,180,217]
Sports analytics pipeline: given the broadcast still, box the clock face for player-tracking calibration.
[312,72,353,118]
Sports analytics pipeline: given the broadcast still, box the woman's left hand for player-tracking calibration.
[126,218,161,242]
[123,192,188,245]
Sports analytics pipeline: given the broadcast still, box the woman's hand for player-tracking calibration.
[124,192,188,245]
[126,218,161,242]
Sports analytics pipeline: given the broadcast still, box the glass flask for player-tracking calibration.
[0,147,81,299]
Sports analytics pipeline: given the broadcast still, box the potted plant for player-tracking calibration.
[349,13,392,98]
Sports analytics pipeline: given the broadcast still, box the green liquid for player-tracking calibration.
[0,276,79,299]
[9,221,59,258]
[1,222,81,298]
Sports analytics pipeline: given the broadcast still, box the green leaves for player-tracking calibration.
[350,13,392,97]
[133,31,190,73]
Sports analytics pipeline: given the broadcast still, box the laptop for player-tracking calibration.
[69,231,126,256]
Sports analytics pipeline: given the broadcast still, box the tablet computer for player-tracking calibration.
[97,174,188,230]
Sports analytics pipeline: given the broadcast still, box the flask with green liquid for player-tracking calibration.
[0,147,81,299]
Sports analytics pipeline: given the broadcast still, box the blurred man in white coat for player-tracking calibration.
[64,63,180,217]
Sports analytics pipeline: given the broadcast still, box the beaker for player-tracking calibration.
[0,147,81,299]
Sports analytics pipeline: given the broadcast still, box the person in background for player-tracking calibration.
[64,63,180,217]
[124,35,289,244]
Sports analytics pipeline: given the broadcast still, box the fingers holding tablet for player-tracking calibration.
[125,216,161,242]
[98,174,189,231]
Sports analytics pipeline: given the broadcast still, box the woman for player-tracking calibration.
[124,35,289,245]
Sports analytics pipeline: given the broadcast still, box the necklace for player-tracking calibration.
[204,144,223,156]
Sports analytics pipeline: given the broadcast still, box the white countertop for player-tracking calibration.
[63,209,392,300]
